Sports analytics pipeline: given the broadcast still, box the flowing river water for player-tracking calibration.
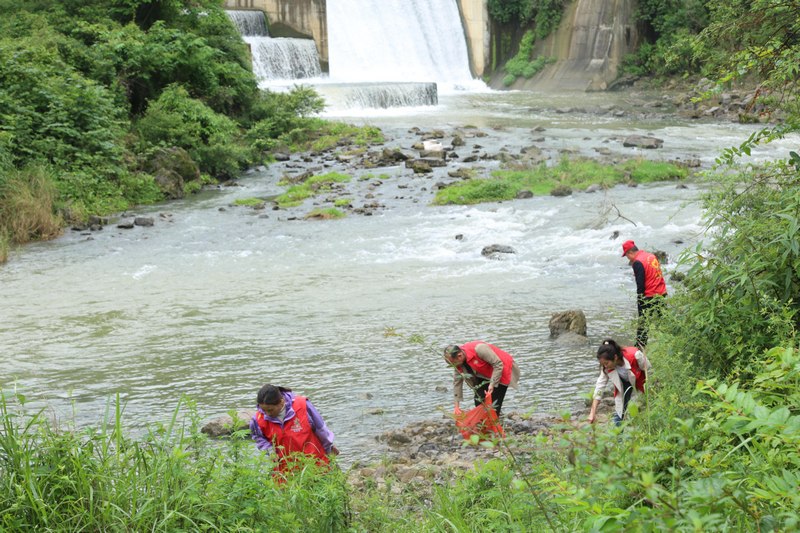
[2,88,797,459]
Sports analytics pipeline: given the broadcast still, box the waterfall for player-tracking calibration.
[226,9,269,37]
[326,0,476,89]
[226,10,322,82]
[319,83,438,109]
[245,38,322,81]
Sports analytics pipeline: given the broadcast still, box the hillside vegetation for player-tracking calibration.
[0,0,328,261]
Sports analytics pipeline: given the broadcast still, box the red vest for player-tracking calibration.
[458,341,514,385]
[255,396,329,472]
[634,250,667,297]
[611,346,647,396]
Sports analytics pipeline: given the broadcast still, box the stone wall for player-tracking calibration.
[457,0,490,78]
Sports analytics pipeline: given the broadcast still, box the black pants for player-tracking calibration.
[613,377,634,426]
[637,295,666,348]
[473,381,509,416]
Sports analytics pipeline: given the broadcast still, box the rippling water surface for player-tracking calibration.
[3,89,797,458]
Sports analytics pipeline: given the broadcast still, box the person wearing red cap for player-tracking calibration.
[621,240,667,348]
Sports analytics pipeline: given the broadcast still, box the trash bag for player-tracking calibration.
[454,391,505,440]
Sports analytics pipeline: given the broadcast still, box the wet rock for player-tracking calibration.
[481,244,516,259]
[406,160,432,174]
[516,190,533,199]
[201,410,254,437]
[117,221,135,229]
[622,135,664,149]
[549,309,587,338]
[134,217,154,227]
[653,250,668,264]
[550,185,572,197]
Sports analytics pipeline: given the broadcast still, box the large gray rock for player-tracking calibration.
[481,244,516,259]
[201,410,254,437]
[549,310,587,338]
[622,135,664,149]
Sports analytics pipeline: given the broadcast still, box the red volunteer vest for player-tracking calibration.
[255,396,329,471]
[611,346,647,396]
[634,250,667,297]
[458,341,514,385]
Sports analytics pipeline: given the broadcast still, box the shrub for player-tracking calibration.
[135,84,249,179]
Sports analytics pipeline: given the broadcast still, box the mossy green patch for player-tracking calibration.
[432,157,688,205]
[280,120,384,153]
[275,172,352,208]
[233,197,265,207]
[305,207,345,219]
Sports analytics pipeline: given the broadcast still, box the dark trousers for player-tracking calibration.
[636,295,666,348]
[473,381,509,416]
[613,377,634,426]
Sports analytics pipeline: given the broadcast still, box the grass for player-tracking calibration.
[433,157,688,205]
[281,119,385,153]
[306,207,345,219]
[275,172,352,208]
[0,165,63,244]
[0,392,350,532]
[233,197,266,208]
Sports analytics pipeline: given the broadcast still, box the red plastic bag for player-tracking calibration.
[454,392,505,440]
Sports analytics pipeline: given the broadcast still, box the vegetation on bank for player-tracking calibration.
[433,158,687,205]
[488,0,567,85]
[0,0,379,263]
[275,172,352,208]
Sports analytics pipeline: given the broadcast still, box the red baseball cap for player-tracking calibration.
[621,240,636,256]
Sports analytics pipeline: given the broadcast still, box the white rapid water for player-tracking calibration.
[227,10,322,82]
[326,0,481,91]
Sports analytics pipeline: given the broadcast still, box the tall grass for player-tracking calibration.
[0,392,350,532]
[0,165,62,245]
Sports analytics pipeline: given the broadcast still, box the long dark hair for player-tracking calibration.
[256,384,291,405]
[597,338,623,363]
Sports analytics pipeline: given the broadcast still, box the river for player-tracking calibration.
[2,88,796,459]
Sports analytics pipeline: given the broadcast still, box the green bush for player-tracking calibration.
[659,163,800,379]
[502,31,556,86]
[136,85,249,179]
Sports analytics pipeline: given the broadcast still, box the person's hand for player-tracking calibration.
[587,413,596,424]
[486,383,494,396]
[454,401,461,413]
[329,445,340,456]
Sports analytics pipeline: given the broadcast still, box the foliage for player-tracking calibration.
[658,163,800,378]
[0,0,331,252]
[275,172,352,208]
[0,393,350,532]
[488,0,565,33]
[135,85,249,180]
[0,39,129,181]
[502,31,555,86]
[433,158,687,205]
